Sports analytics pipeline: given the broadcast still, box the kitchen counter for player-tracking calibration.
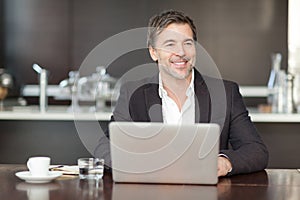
[0,106,112,121]
[248,108,300,122]
[249,112,300,122]
[0,106,300,122]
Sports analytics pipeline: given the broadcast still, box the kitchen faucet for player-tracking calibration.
[32,63,48,112]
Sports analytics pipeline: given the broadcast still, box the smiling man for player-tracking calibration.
[104,10,268,177]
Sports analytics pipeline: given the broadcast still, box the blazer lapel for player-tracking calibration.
[144,84,163,122]
[194,71,211,123]
[141,71,211,123]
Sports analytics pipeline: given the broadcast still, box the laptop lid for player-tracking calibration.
[109,122,220,185]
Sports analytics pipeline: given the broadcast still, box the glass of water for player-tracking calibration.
[78,158,104,180]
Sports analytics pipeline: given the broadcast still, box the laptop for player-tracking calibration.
[112,183,217,200]
[109,122,220,185]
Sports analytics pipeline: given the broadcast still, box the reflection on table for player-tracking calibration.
[0,165,299,200]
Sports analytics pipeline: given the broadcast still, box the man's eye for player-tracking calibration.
[165,43,175,47]
[184,42,194,46]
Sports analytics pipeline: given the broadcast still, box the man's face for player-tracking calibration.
[149,23,196,80]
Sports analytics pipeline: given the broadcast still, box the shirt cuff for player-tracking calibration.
[218,153,233,173]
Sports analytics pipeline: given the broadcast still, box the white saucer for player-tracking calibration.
[15,171,63,183]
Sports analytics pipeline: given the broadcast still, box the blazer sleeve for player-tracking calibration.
[112,83,133,121]
[219,82,269,175]
[94,83,132,169]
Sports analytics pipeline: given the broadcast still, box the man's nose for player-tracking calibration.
[174,44,185,56]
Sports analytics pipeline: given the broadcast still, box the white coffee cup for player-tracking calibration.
[27,157,50,177]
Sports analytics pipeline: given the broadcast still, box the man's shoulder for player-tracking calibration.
[196,74,239,91]
[194,69,239,88]
[222,79,239,89]
[120,75,159,93]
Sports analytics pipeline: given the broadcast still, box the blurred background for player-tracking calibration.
[2,0,300,168]
[0,0,287,100]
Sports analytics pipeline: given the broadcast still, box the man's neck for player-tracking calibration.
[161,72,193,111]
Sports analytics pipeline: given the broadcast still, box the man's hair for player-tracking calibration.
[147,10,197,48]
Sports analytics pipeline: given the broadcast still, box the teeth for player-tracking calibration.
[173,61,185,65]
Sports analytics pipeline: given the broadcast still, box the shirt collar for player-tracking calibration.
[158,68,195,98]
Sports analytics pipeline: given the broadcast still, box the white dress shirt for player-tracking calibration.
[158,70,232,173]
[158,69,195,124]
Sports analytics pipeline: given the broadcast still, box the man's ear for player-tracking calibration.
[149,46,158,62]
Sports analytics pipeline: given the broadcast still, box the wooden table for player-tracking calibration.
[0,165,299,200]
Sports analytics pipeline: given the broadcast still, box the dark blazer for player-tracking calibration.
[99,70,268,175]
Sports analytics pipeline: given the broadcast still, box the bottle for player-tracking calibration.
[272,70,286,113]
[283,73,296,113]
[267,53,282,90]
[267,53,284,113]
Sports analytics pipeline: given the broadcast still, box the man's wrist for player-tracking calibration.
[218,153,233,173]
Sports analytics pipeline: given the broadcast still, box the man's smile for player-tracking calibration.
[170,58,190,68]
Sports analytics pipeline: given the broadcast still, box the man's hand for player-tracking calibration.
[218,156,232,177]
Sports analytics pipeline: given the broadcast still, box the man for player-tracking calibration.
[98,10,268,177]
